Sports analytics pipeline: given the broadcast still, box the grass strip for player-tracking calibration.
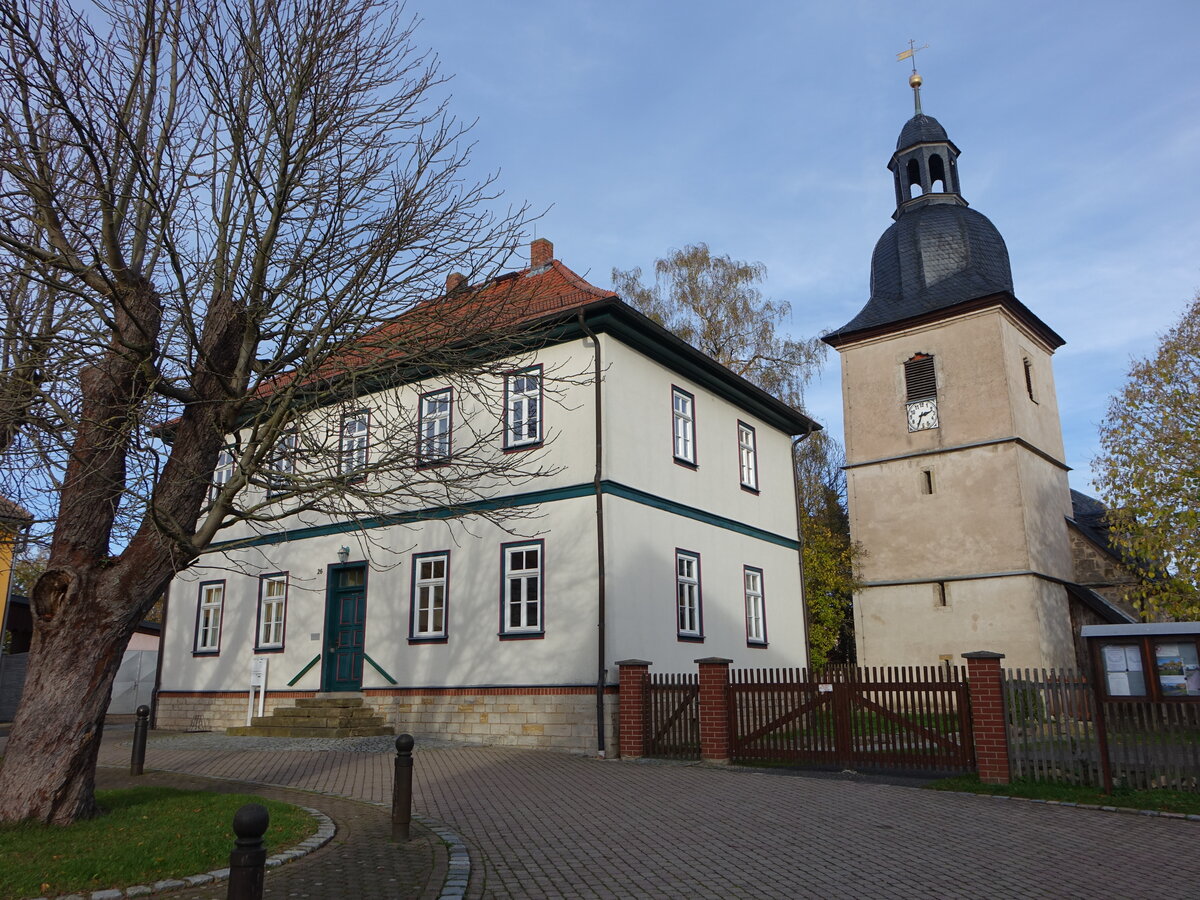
[0,786,316,900]
[927,774,1200,816]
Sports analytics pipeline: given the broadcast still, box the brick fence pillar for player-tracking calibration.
[615,659,652,759]
[695,657,733,764]
[963,651,1011,785]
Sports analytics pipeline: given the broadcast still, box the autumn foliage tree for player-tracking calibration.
[0,0,542,824]
[612,244,858,666]
[1094,293,1200,619]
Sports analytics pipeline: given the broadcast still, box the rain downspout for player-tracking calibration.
[792,432,813,671]
[578,311,607,756]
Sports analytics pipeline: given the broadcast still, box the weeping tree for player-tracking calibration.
[612,244,858,666]
[0,0,546,824]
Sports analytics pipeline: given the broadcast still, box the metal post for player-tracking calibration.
[227,803,269,900]
[130,704,150,776]
[392,733,414,841]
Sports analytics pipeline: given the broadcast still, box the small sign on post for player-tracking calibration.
[246,657,268,726]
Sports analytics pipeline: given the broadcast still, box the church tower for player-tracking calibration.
[823,71,1082,670]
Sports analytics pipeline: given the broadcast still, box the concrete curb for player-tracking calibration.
[32,808,335,900]
[948,790,1200,821]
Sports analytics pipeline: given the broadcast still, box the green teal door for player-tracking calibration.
[323,564,367,692]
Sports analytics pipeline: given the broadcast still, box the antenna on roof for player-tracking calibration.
[896,40,930,116]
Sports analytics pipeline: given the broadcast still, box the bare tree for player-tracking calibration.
[0,0,545,824]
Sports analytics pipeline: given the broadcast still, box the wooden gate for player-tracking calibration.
[647,672,700,760]
[730,666,973,773]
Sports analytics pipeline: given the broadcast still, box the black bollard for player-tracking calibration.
[227,803,269,900]
[392,733,414,841]
[130,704,150,776]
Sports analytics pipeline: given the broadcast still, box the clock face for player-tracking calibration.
[906,399,939,432]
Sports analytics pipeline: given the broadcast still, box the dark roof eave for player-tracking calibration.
[822,292,1066,351]
[1065,582,1137,625]
[539,296,820,437]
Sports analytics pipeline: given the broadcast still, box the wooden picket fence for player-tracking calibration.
[1003,668,1100,785]
[728,665,973,773]
[1003,668,1200,791]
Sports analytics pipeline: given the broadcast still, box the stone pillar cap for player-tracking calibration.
[615,659,653,667]
[961,651,1006,659]
[694,657,734,665]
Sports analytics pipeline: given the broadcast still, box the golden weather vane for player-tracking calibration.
[896,40,930,115]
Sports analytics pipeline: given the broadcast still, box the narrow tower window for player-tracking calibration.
[1023,357,1037,402]
[935,582,948,607]
[929,154,946,192]
[921,469,934,495]
[906,158,922,197]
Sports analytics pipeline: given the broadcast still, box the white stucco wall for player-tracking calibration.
[604,497,807,672]
[601,339,800,541]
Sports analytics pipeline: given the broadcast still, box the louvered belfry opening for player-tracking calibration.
[905,353,937,401]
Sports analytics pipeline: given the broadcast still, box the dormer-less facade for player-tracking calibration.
[158,239,814,752]
[824,77,1132,672]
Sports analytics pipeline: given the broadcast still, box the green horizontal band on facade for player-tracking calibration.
[363,653,397,685]
[287,654,321,686]
[600,482,800,550]
[204,480,799,554]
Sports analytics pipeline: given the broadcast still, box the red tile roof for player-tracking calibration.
[259,258,617,399]
[0,494,32,527]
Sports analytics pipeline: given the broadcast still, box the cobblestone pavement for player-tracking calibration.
[94,767,445,899]
[92,731,1200,899]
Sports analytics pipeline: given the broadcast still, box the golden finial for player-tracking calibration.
[896,40,929,116]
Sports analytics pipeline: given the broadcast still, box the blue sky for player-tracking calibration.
[418,0,1200,493]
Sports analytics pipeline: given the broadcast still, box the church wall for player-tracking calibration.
[999,314,1067,461]
[1016,450,1075,581]
[847,443,1031,583]
[854,575,1075,671]
[839,309,1016,465]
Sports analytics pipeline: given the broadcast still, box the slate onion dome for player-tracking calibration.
[824,71,1017,342]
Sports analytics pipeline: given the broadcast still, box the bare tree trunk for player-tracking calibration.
[0,578,135,822]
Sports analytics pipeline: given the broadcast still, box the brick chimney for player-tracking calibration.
[445,272,467,292]
[530,238,553,270]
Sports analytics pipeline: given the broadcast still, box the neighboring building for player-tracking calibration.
[0,593,160,721]
[158,239,815,752]
[823,74,1133,672]
[0,495,31,649]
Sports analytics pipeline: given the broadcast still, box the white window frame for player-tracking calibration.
[267,430,297,498]
[194,581,224,653]
[340,409,370,476]
[257,574,287,650]
[737,421,758,491]
[411,552,449,640]
[419,388,453,462]
[501,541,543,635]
[675,550,702,639]
[210,449,235,502]
[504,368,542,448]
[672,387,696,465]
[744,566,766,645]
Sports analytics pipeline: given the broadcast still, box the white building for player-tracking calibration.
[158,239,814,753]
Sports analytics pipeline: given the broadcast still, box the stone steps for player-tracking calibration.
[226,693,392,739]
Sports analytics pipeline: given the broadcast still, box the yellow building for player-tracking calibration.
[0,495,32,649]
